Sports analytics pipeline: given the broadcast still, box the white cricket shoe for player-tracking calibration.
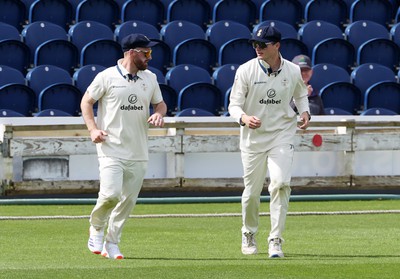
[87,226,104,254]
[241,232,257,255]
[102,242,124,260]
[268,238,284,258]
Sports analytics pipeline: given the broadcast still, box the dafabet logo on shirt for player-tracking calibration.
[120,94,144,111]
[259,89,281,105]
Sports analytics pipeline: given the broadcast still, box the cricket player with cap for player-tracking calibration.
[228,25,310,258]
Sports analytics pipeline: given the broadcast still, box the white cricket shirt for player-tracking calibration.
[87,62,163,161]
[229,56,309,153]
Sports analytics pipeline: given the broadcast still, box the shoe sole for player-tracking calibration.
[102,252,124,260]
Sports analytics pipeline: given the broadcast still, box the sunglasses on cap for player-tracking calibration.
[133,49,152,59]
[252,41,275,49]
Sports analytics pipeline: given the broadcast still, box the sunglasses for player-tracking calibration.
[133,49,152,59]
[252,41,274,49]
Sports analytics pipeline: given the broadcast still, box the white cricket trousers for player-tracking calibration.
[89,157,147,244]
[241,144,294,241]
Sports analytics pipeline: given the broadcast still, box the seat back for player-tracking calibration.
[0,109,25,117]
[349,0,392,27]
[364,81,400,113]
[166,64,211,93]
[0,84,36,116]
[259,0,303,28]
[0,40,31,75]
[357,38,400,71]
[35,108,73,116]
[161,20,205,51]
[279,38,309,61]
[167,0,211,30]
[0,22,21,41]
[305,0,348,28]
[0,0,26,31]
[147,39,171,74]
[253,20,298,39]
[218,38,255,66]
[80,39,123,67]
[212,64,239,104]
[0,65,26,87]
[310,63,350,95]
[319,81,362,114]
[345,20,389,51]
[121,0,165,29]
[360,107,398,115]
[206,20,251,51]
[38,83,82,115]
[176,107,215,116]
[114,20,160,43]
[76,0,120,30]
[159,84,178,116]
[29,0,73,30]
[324,107,353,115]
[213,0,257,28]
[73,64,106,94]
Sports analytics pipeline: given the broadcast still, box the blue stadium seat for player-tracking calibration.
[80,39,123,68]
[177,82,222,115]
[0,22,21,41]
[35,108,73,117]
[212,64,239,104]
[298,20,344,56]
[160,20,205,51]
[319,81,362,114]
[0,40,31,75]
[364,81,400,114]
[176,107,215,116]
[73,64,106,94]
[0,84,36,116]
[390,22,400,46]
[75,0,120,30]
[310,63,350,95]
[360,107,398,115]
[218,38,255,66]
[121,0,165,30]
[253,20,298,39]
[279,38,309,61]
[259,0,303,28]
[324,107,353,115]
[0,109,26,117]
[147,39,171,74]
[34,39,79,74]
[206,20,251,51]
[0,65,26,87]
[21,21,68,64]
[304,0,348,28]
[357,39,400,71]
[159,84,178,116]
[68,20,114,53]
[0,0,26,31]
[345,20,389,51]
[349,0,392,27]
[173,39,217,73]
[148,66,165,84]
[212,0,257,29]
[223,87,232,112]
[166,64,211,93]
[29,0,73,30]
[38,83,82,116]
[167,0,211,30]
[312,38,356,72]
[114,20,160,43]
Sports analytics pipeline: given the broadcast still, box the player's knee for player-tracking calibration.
[268,180,290,193]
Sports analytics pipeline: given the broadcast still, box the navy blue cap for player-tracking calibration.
[121,34,158,51]
[250,25,281,44]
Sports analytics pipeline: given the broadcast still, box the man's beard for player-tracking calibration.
[134,58,148,71]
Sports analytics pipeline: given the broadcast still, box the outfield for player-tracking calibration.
[0,200,399,278]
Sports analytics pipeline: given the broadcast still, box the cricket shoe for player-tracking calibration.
[102,242,124,260]
[268,238,284,258]
[241,232,257,255]
[87,226,104,254]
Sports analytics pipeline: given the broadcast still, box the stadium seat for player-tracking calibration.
[121,0,165,30]
[173,39,217,73]
[34,39,79,74]
[253,20,298,39]
[304,0,348,28]
[21,21,68,64]
[345,20,390,51]
[0,40,31,75]
[176,107,215,116]
[177,82,222,115]
[28,0,73,30]
[0,84,36,116]
[0,22,21,41]
[167,0,211,30]
[360,107,398,115]
[0,65,26,87]
[312,38,356,72]
[0,109,25,117]
[212,64,239,105]
[350,63,396,101]
[73,64,106,94]
[114,20,160,43]
[206,20,251,51]
[310,63,350,95]
[160,20,205,52]
[223,87,232,113]
[212,0,257,29]
[259,0,303,28]
[166,64,212,93]
[364,81,400,114]
[298,20,344,56]
[147,39,171,74]
[68,20,114,53]
[319,81,362,114]
[357,39,400,71]
[390,22,400,46]
[75,0,120,30]
[324,107,353,115]
[38,83,82,116]
[0,0,26,31]
[349,0,392,27]
[148,66,165,84]
[218,38,255,66]
[279,38,309,61]
[35,108,73,117]
[80,39,124,68]
[159,84,178,116]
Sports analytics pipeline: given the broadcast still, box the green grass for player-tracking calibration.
[0,200,399,278]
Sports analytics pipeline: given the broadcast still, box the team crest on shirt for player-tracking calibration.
[141,82,147,91]
[281,78,289,87]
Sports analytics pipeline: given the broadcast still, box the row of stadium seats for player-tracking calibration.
[2,0,399,33]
